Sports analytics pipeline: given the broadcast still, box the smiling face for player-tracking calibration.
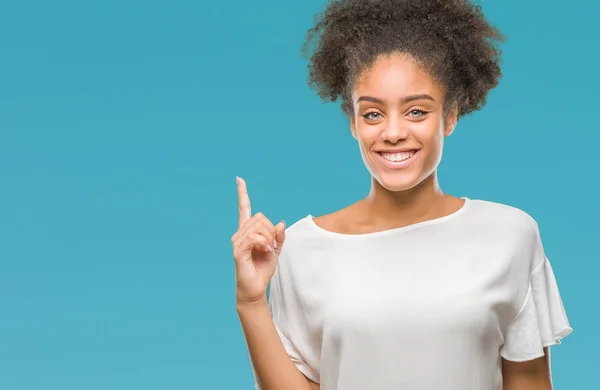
[350,53,458,193]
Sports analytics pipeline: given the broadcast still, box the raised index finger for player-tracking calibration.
[237,176,252,229]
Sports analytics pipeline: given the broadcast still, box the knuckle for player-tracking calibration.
[257,227,271,240]
[259,217,269,226]
[263,222,276,236]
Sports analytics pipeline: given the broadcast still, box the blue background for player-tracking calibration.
[0,0,597,388]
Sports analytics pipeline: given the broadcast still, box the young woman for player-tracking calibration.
[232,1,573,389]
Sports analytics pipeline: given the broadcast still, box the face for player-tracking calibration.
[350,53,457,193]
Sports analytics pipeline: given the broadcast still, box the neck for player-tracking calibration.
[363,172,447,226]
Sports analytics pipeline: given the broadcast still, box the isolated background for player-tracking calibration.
[1,0,598,388]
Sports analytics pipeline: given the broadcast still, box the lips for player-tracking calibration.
[375,149,420,169]
[379,151,416,162]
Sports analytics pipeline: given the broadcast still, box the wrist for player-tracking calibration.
[236,295,268,312]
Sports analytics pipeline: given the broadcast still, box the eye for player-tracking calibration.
[407,109,427,118]
[362,111,383,121]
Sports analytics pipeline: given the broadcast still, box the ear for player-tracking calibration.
[444,104,459,137]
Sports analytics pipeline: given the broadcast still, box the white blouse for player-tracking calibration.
[253,198,573,389]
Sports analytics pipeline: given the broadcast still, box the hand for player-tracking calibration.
[232,176,286,305]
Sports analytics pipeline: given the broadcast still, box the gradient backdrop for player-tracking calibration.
[1,0,598,389]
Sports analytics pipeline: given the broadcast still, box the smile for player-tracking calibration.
[375,150,420,169]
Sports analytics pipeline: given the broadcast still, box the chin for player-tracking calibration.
[375,173,422,193]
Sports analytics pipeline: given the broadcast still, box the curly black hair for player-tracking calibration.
[302,0,505,118]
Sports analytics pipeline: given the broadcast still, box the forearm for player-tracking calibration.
[237,298,314,390]
[502,350,553,390]
[502,377,552,390]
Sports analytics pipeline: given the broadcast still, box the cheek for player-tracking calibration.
[355,126,380,150]
[355,131,380,172]
[413,120,445,150]
[356,138,373,165]
[407,121,446,174]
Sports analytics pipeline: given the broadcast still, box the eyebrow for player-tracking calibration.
[356,94,436,105]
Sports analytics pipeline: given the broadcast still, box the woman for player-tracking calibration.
[232,0,573,389]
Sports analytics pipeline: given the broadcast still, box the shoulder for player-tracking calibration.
[277,214,325,263]
[466,198,540,235]
[465,198,545,269]
[309,205,360,234]
[276,205,358,267]
[284,202,360,239]
[283,214,318,241]
[272,214,334,288]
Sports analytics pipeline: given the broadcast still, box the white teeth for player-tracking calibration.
[380,151,415,162]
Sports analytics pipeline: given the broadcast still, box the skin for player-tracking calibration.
[503,348,553,390]
[235,52,553,389]
[234,178,315,390]
[313,53,554,389]
[314,52,463,235]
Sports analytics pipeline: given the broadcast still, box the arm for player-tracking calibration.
[233,178,320,390]
[237,298,317,390]
[502,347,553,390]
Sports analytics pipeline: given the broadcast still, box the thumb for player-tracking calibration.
[274,220,286,254]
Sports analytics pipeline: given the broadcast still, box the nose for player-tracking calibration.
[381,117,409,143]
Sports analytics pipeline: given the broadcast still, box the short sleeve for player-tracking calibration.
[500,255,573,362]
[252,262,320,389]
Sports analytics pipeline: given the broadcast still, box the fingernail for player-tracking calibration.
[273,240,277,249]
[236,176,239,184]
[267,245,272,252]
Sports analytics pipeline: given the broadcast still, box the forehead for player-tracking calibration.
[352,53,443,100]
